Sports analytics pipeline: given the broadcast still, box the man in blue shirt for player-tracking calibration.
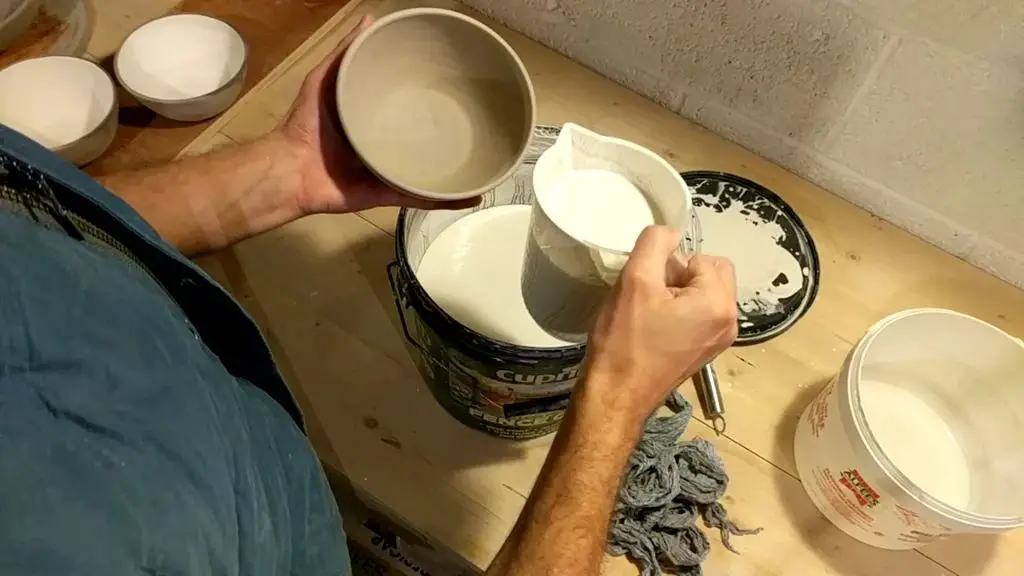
[0,17,737,576]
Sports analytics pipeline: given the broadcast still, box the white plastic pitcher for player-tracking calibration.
[520,123,692,342]
[795,308,1024,548]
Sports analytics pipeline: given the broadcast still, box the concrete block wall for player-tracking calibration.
[461,0,1024,288]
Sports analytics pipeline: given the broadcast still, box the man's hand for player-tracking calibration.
[281,15,481,215]
[100,15,483,256]
[486,225,738,576]
[586,225,738,422]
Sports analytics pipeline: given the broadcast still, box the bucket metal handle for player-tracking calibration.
[386,261,429,356]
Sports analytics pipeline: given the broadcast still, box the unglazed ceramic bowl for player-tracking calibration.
[115,13,248,122]
[337,8,535,202]
[0,56,118,166]
[0,0,42,51]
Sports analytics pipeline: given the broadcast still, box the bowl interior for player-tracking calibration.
[116,14,246,102]
[0,57,114,149]
[339,10,533,199]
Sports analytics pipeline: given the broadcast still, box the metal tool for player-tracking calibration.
[694,363,726,435]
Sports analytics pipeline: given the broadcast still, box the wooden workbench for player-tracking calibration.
[181,1,1024,574]
[0,0,353,175]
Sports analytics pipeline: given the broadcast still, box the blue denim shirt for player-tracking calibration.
[0,126,349,575]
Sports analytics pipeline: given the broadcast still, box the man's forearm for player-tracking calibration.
[99,132,305,257]
[487,370,644,575]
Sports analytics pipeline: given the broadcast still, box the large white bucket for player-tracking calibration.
[794,308,1024,548]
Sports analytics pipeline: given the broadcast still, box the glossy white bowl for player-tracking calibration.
[115,13,248,122]
[0,0,42,51]
[0,55,118,166]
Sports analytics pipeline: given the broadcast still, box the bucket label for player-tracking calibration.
[448,357,575,419]
[502,394,572,418]
[892,505,953,545]
[807,381,834,438]
[400,301,583,440]
[812,466,877,529]
[838,469,880,508]
[468,407,567,429]
[494,366,579,393]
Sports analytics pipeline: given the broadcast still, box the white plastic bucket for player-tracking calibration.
[794,308,1024,548]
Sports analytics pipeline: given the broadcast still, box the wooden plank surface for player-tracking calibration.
[181,1,1024,574]
[59,0,357,176]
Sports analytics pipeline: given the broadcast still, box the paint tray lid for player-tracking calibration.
[683,171,820,344]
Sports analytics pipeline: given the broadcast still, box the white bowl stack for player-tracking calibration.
[0,12,248,166]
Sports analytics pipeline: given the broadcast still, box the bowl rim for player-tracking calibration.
[0,55,118,152]
[336,7,537,202]
[114,12,250,105]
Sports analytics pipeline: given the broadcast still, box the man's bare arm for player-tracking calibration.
[99,133,305,257]
[98,17,471,259]
[485,227,739,575]
[486,370,643,575]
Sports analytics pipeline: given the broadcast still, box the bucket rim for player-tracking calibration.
[847,307,1024,527]
[394,207,588,363]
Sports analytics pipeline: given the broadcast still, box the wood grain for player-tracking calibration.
[183,1,1024,574]
[0,11,65,69]
[81,0,355,176]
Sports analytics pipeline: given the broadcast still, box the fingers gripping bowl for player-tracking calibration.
[336,8,536,202]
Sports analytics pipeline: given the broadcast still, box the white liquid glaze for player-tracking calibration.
[695,199,805,317]
[540,168,655,253]
[860,378,971,509]
[416,205,574,348]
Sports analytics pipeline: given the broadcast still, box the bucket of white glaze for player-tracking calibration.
[389,125,701,439]
[794,308,1024,548]
[522,123,692,342]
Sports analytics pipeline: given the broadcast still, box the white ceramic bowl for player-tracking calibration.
[0,0,42,51]
[336,8,535,202]
[0,56,118,166]
[115,13,248,122]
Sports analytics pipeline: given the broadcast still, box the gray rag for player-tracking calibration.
[607,391,762,576]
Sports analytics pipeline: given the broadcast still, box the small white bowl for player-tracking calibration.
[115,13,248,122]
[0,0,43,51]
[0,56,118,166]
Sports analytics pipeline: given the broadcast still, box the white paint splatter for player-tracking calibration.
[696,198,806,319]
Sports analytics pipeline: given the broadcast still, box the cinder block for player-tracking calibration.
[463,0,682,109]
[469,0,889,147]
[825,37,1024,254]
[460,0,576,47]
[667,92,1024,286]
[841,0,1024,63]
[662,0,890,147]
